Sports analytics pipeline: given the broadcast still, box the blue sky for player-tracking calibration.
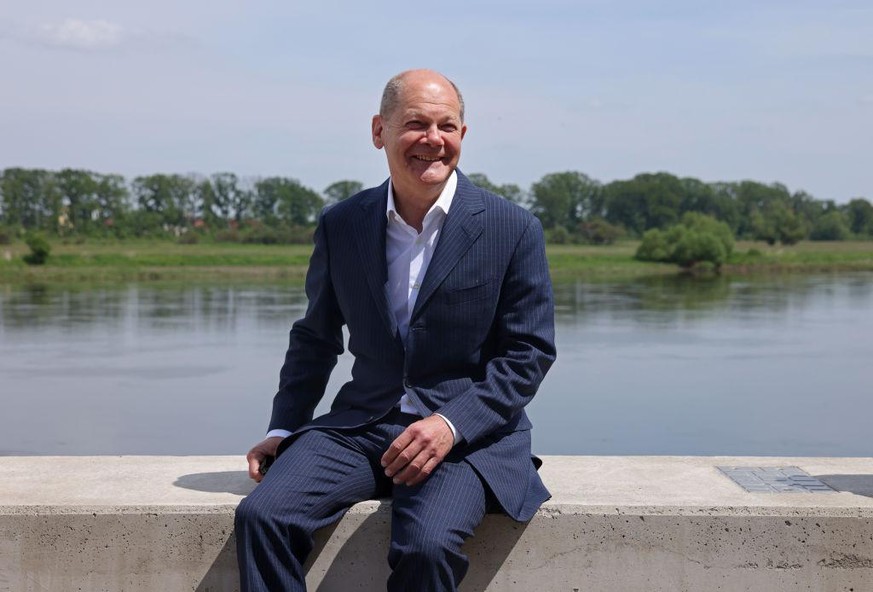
[1,1,871,202]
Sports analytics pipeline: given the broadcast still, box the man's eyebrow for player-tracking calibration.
[402,110,460,122]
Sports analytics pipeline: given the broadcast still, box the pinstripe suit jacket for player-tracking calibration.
[269,170,556,521]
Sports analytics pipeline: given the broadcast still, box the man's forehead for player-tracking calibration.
[398,105,462,120]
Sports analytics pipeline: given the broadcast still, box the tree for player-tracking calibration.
[207,172,237,222]
[205,172,252,224]
[196,178,218,226]
[467,173,525,204]
[56,169,99,235]
[750,201,807,245]
[809,211,851,241]
[845,198,873,237]
[791,190,827,233]
[682,178,741,232]
[131,174,197,232]
[636,212,735,271]
[731,180,809,243]
[530,171,601,229]
[93,174,129,235]
[254,177,323,226]
[603,172,683,236]
[323,180,364,204]
[0,168,61,232]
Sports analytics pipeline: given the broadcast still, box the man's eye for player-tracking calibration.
[440,125,457,132]
[406,121,425,130]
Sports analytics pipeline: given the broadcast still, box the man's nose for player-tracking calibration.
[422,124,443,146]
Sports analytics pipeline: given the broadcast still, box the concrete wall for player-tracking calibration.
[2,456,873,591]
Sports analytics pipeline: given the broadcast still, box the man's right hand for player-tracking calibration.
[246,436,285,483]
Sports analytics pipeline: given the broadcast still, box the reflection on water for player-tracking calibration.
[1,273,872,456]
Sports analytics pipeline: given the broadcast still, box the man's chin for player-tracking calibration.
[416,165,455,186]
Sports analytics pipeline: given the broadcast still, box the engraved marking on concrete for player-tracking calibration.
[717,466,836,494]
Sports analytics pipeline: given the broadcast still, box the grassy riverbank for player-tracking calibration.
[2,239,873,283]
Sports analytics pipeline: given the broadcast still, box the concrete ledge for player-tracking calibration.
[2,456,873,591]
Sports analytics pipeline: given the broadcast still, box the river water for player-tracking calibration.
[1,273,871,457]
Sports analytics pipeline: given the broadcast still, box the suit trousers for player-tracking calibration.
[234,410,489,592]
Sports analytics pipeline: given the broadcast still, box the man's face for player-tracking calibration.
[372,73,467,200]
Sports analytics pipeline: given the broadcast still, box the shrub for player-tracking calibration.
[23,232,51,265]
[546,226,570,244]
[214,228,241,243]
[635,229,671,262]
[0,228,11,245]
[577,217,624,245]
[177,231,200,245]
[239,225,315,245]
[635,213,734,271]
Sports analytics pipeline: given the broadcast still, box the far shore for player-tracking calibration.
[2,240,873,284]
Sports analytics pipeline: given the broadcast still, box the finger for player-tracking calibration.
[391,450,430,485]
[247,454,263,482]
[381,429,414,468]
[384,439,423,477]
[404,456,441,487]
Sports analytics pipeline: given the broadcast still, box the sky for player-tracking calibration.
[1,1,871,203]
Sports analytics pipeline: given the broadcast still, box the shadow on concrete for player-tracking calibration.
[815,474,873,498]
[305,509,528,592]
[461,515,529,592]
[174,471,255,496]
[189,493,527,592]
[195,535,240,592]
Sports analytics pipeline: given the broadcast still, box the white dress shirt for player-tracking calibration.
[266,172,460,443]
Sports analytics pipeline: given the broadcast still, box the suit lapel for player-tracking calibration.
[352,181,399,340]
[411,173,485,322]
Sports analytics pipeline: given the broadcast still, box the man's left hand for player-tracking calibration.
[381,415,454,487]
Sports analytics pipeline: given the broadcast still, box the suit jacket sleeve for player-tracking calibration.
[268,211,345,432]
[434,215,556,445]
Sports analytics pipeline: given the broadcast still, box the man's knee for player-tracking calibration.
[390,521,464,565]
[235,486,303,535]
[234,491,271,533]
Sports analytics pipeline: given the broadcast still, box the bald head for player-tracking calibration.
[379,69,465,123]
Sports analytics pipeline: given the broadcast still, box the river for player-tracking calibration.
[1,273,871,456]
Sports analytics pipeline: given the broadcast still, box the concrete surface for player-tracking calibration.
[1,455,873,591]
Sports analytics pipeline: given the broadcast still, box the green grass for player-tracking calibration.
[545,243,671,279]
[726,241,873,271]
[2,238,873,284]
[0,241,313,283]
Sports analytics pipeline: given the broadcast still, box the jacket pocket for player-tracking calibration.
[444,279,493,304]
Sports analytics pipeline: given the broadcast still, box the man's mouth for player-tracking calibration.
[413,155,442,162]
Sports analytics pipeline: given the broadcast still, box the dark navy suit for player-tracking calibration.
[235,171,556,590]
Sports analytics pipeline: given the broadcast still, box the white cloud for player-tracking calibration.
[36,18,123,50]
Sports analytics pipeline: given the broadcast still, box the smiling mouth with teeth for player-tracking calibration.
[414,155,442,162]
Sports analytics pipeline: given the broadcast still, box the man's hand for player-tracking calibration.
[381,415,454,487]
[246,436,285,483]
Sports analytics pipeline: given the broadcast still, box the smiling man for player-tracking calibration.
[234,69,556,592]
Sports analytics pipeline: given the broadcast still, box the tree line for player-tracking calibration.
[1,167,871,244]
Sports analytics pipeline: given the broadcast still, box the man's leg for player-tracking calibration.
[234,428,387,592]
[387,456,489,592]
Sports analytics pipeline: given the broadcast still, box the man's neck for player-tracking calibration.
[391,182,446,233]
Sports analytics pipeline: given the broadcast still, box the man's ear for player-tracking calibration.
[461,123,468,140]
[372,115,384,149]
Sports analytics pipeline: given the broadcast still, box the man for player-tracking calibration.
[235,69,556,592]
